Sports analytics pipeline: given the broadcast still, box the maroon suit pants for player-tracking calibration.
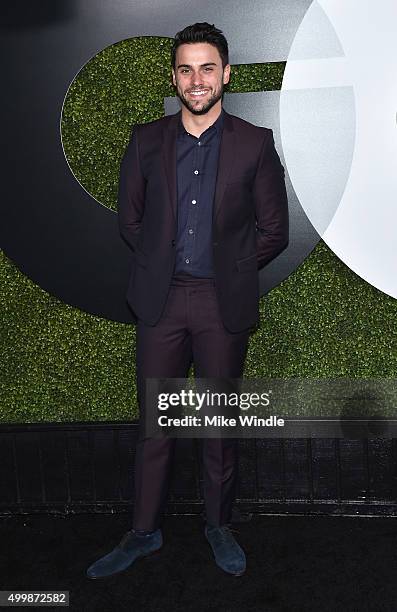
[133,274,251,530]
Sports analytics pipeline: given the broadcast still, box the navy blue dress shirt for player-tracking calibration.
[173,110,224,278]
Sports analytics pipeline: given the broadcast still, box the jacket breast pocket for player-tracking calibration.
[227,168,255,186]
[236,253,257,272]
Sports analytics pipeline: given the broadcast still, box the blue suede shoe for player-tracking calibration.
[205,525,246,576]
[86,529,162,579]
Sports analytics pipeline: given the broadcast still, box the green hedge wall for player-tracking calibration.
[1,37,396,423]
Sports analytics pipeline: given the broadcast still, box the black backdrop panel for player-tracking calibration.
[0,0,314,322]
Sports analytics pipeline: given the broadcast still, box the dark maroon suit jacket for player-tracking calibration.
[118,109,289,332]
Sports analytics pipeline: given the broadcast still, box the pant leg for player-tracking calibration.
[189,282,251,526]
[133,284,192,531]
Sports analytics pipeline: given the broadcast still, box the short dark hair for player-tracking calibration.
[171,22,229,69]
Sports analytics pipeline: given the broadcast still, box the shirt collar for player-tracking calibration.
[178,108,225,138]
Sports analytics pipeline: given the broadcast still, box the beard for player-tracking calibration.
[176,83,224,116]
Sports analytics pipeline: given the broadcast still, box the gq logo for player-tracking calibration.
[2,0,396,324]
[280,0,397,300]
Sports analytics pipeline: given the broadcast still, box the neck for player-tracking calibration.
[181,102,222,138]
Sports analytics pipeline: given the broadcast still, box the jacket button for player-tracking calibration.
[171,240,176,247]
[213,242,218,247]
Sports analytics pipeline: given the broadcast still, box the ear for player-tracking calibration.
[223,64,231,85]
[172,68,176,87]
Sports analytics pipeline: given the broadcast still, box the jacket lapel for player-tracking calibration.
[213,111,236,222]
[161,111,180,221]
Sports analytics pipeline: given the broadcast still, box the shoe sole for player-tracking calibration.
[86,547,162,580]
[215,562,246,577]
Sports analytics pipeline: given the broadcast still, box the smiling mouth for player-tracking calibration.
[188,89,209,97]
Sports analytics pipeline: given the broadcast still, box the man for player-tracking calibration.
[87,22,288,579]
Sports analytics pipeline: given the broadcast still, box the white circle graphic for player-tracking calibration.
[281,0,397,299]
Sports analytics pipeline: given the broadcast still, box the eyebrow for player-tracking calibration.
[176,62,217,69]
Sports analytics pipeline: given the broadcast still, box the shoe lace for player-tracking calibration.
[218,525,240,543]
[119,529,135,548]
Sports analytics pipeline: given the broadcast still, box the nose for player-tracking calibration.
[190,70,203,87]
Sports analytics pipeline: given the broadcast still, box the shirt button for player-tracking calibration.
[188,229,194,235]
[185,258,190,264]
[194,170,199,175]
[192,199,197,204]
